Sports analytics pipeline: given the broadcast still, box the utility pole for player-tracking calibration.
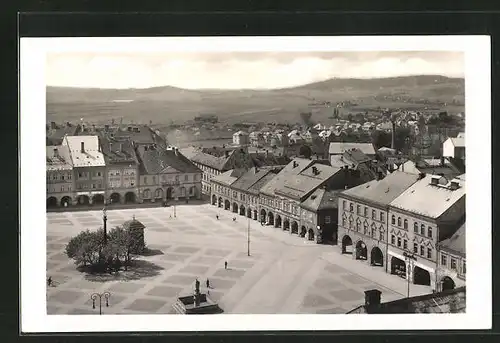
[404,251,417,298]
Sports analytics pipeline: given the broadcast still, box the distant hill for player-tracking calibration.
[46,75,465,125]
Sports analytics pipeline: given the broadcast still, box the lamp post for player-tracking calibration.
[91,292,111,315]
[102,206,107,245]
[403,251,417,298]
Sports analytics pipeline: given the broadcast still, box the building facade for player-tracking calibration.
[46,145,74,207]
[436,222,466,292]
[136,145,202,203]
[63,135,106,205]
[387,174,466,291]
[338,171,420,272]
[101,137,140,204]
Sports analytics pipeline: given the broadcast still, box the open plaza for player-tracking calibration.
[46,203,432,315]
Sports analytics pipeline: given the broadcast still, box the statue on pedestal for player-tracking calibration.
[193,278,201,307]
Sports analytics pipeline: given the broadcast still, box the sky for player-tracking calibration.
[46,51,464,90]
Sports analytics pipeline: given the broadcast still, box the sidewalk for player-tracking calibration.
[321,246,431,299]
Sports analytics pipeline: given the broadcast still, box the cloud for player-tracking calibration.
[46,52,464,89]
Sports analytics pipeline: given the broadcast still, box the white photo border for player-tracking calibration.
[20,36,491,332]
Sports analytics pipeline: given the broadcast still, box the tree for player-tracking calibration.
[65,229,105,268]
[371,130,392,150]
[299,111,313,127]
[347,113,353,122]
[298,145,312,159]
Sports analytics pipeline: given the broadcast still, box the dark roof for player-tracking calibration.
[112,126,166,146]
[248,171,279,195]
[137,146,201,175]
[190,149,234,170]
[300,188,342,212]
[447,157,466,174]
[438,222,465,257]
[347,287,466,314]
[100,136,138,165]
[341,171,420,206]
[46,125,80,145]
[250,152,291,168]
[123,218,146,230]
[343,148,371,165]
[275,164,342,201]
[211,169,246,186]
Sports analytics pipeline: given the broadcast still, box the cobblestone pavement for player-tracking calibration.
[46,204,431,315]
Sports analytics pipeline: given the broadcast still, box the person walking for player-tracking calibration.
[216,215,219,220]
[206,278,210,289]
[224,261,228,270]
[47,276,52,287]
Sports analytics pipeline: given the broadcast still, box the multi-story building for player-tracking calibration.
[210,169,246,212]
[442,134,465,160]
[436,222,466,291]
[398,157,463,179]
[63,135,106,205]
[100,137,140,204]
[388,174,465,291]
[188,147,254,195]
[136,145,202,203]
[46,145,74,208]
[233,131,250,146]
[338,171,420,271]
[300,188,342,244]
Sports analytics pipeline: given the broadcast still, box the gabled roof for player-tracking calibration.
[100,136,138,165]
[46,145,73,171]
[63,135,105,168]
[300,188,342,212]
[259,158,315,196]
[179,146,202,159]
[329,142,375,155]
[46,125,80,145]
[389,174,465,219]
[342,148,371,165]
[212,169,245,187]
[123,218,146,230]
[231,166,283,192]
[275,164,342,200]
[398,159,461,179]
[137,146,201,175]
[449,137,465,147]
[190,147,235,171]
[438,222,465,257]
[248,171,279,195]
[249,152,291,168]
[341,171,419,206]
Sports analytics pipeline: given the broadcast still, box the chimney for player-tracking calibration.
[50,121,57,130]
[449,179,460,190]
[418,172,426,180]
[104,124,110,131]
[92,124,96,132]
[80,141,85,153]
[293,161,298,168]
[364,289,382,313]
[430,175,440,185]
[53,148,58,157]
[127,126,132,132]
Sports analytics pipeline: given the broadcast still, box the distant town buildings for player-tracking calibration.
[442,133,465,160]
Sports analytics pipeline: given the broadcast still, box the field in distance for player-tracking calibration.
[47,75,465,125]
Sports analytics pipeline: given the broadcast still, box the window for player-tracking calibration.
[357,205,360,214]
[391,235,395,245]
[403,219,408,230]
[325,216,331,224]
[372,209,376,219]
[463,261,466,274]
[397,217,401,227]
[403,239,408,250]
[450,258,457,270]
[420,246,424,256]
[397,237,401,247]
[175,175,179,181]
[371,227,376,238]
[185,175,189,181]
[413,243,418,253]
[144,177,148,185]
[364,222,368,235]
[441,254,447,266]
[413,222,418,233]
[343,200,346,209]
[91,184,96,189]
[60,185,64,192]
[391,215,395,225]
[364,207,368,216]
[97,172,101,177]
[379,231,384,241]
[420,224,425,235]
[152,176,156,184]
[380,212,384,222]
[427,248,432,259]
[342,218,346,227]
[350,203,353,212]
[427,227,433,238]
[78,172,83,178]
[356,221,360,231]
[61,175,65,180]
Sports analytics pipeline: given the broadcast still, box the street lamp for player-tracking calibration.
[102,206,108,245]
[403,251,417,298]
[91,292,111,315]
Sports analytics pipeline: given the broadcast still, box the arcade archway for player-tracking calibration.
[247,207,252,218]
[240,205,246,216]
[370,247,384,267]
[291,221,299,234]
[275,215,282,228]
[212,194,217,205]
[283,220,290,231]
[110,192,121,204]
[166,187,173,200]
[300,226,307,238]
[218,197,223,207]
[308,229,315,241]
[232,202,239,213]
[92,194,105,205]
[253,210,258,220]
[341,235,353,254]
[267,212,274,225]
[355,241,368,260]
[125,192,136,204]
[391,256,406,277]
[225,200,231,210]
[441,276,456,291]
[78,195,90,205]
[60,196,71,207]
[47,197,57,208]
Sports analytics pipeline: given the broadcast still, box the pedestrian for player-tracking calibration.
[232,217,236,222]
[206,278,210,289]
[47,276,52,287]
[224,261,228,270]
[216,215,219,220]
[169,214,172,219]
